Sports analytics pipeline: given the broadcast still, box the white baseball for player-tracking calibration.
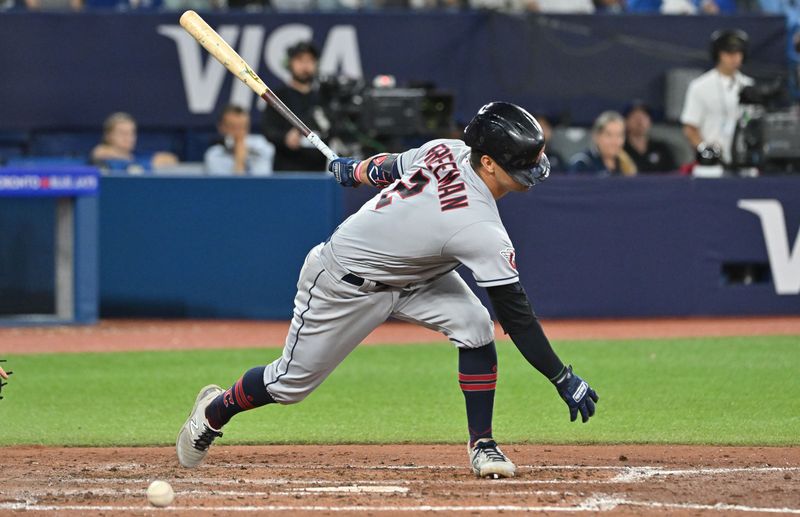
[146,480,175,507]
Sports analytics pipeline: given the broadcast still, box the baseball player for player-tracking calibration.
[177,102,599,478]
[0,359,11,400]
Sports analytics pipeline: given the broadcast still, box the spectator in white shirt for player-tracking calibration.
[467,0,594,12]
[680,29,754,164]
[205,104,275,176]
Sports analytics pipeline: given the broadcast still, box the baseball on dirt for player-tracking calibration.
[146,480,175,507]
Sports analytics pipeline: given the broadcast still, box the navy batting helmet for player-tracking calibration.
[464,102,549,188]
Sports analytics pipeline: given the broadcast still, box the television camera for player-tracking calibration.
[732,77,800,173]
[318,75,455,155]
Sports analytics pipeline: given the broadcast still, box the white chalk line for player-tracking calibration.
[1,498,800,513]
[4,466,798,514]
[5,465,796,513]
[214,462,800,472]
[0,486,411,498]
[609,465,800,483]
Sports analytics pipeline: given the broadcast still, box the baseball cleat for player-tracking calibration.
[176,384,224,468]
[469,438,516,479]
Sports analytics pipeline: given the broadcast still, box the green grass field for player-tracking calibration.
[0,335,798,447]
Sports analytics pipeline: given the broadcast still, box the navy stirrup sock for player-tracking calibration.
[205,366,275,430]
[459,343,498,447]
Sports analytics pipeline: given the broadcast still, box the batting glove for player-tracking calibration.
[329,157,360,188]
[552,365,598,423]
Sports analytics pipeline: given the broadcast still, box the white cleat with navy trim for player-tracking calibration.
[176,384,225,468]
[469,438,517,479]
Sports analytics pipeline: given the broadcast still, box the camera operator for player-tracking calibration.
[262,41,330,172]
[681,29,754,165]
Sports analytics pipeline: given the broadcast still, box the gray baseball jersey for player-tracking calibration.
[263,139,514,404]
[328,139,519,289]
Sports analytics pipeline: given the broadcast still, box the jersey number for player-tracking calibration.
[375,170,430,209]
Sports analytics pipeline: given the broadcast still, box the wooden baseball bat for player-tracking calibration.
[179,10,338,162]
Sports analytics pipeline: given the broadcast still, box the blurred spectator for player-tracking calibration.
[227,0,270,9]
[161,0,225,10]
[24,0,82,9]
[535,115,566,172]
[82,0,164,9]
[381,0,417,7]
[760,0,800,18]
[627,0,736,13]
[568,111,637,176]
[467,0,532,10]
[533,0,594,11]
[460,0,593,11]
[477,0,594,12]
[593,0,625,13]
[262,41,330,172]
[205,104,275,176]
[91,112,179,173]
[270,0,309,9]
[759,1,800,99]
[680,29,753,164]
[623,101,677,173]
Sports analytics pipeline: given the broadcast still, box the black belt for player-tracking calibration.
[342,273,388,289]
[341,273,364,286]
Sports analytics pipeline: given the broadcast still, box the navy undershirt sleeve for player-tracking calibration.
[486,282,565,380]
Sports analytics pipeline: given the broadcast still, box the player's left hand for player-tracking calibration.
[329,157,360,188]
[552,365,598,423]
[0,359,11,400]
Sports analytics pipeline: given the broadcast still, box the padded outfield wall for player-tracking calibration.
[95,175,800,319]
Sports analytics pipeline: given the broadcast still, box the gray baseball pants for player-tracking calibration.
[263,242,495,404]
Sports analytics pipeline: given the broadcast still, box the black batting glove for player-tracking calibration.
[552,365,598,423]
[329,157,360,188]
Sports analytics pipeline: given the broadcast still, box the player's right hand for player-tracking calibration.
[552,365,598,423]
[330,157,360,188]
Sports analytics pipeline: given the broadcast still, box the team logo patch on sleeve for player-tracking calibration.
[500,248,517,270]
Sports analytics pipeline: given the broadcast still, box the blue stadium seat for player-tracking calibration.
[135,129,184,157]
[0,130,29,164]
[30,130,100,158]
[6,157,89,167]
[184,129,220,162]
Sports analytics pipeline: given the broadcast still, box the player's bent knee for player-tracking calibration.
[449,306,494,349]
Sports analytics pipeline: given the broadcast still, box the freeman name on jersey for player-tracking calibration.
[424,143,469,212]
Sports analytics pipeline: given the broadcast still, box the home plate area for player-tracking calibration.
[1,445,798,515]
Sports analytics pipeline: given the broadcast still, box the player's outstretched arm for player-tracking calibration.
[329,154,401,189]
[485,282,599,423]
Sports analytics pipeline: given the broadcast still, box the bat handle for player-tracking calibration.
[306,132,339,162]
